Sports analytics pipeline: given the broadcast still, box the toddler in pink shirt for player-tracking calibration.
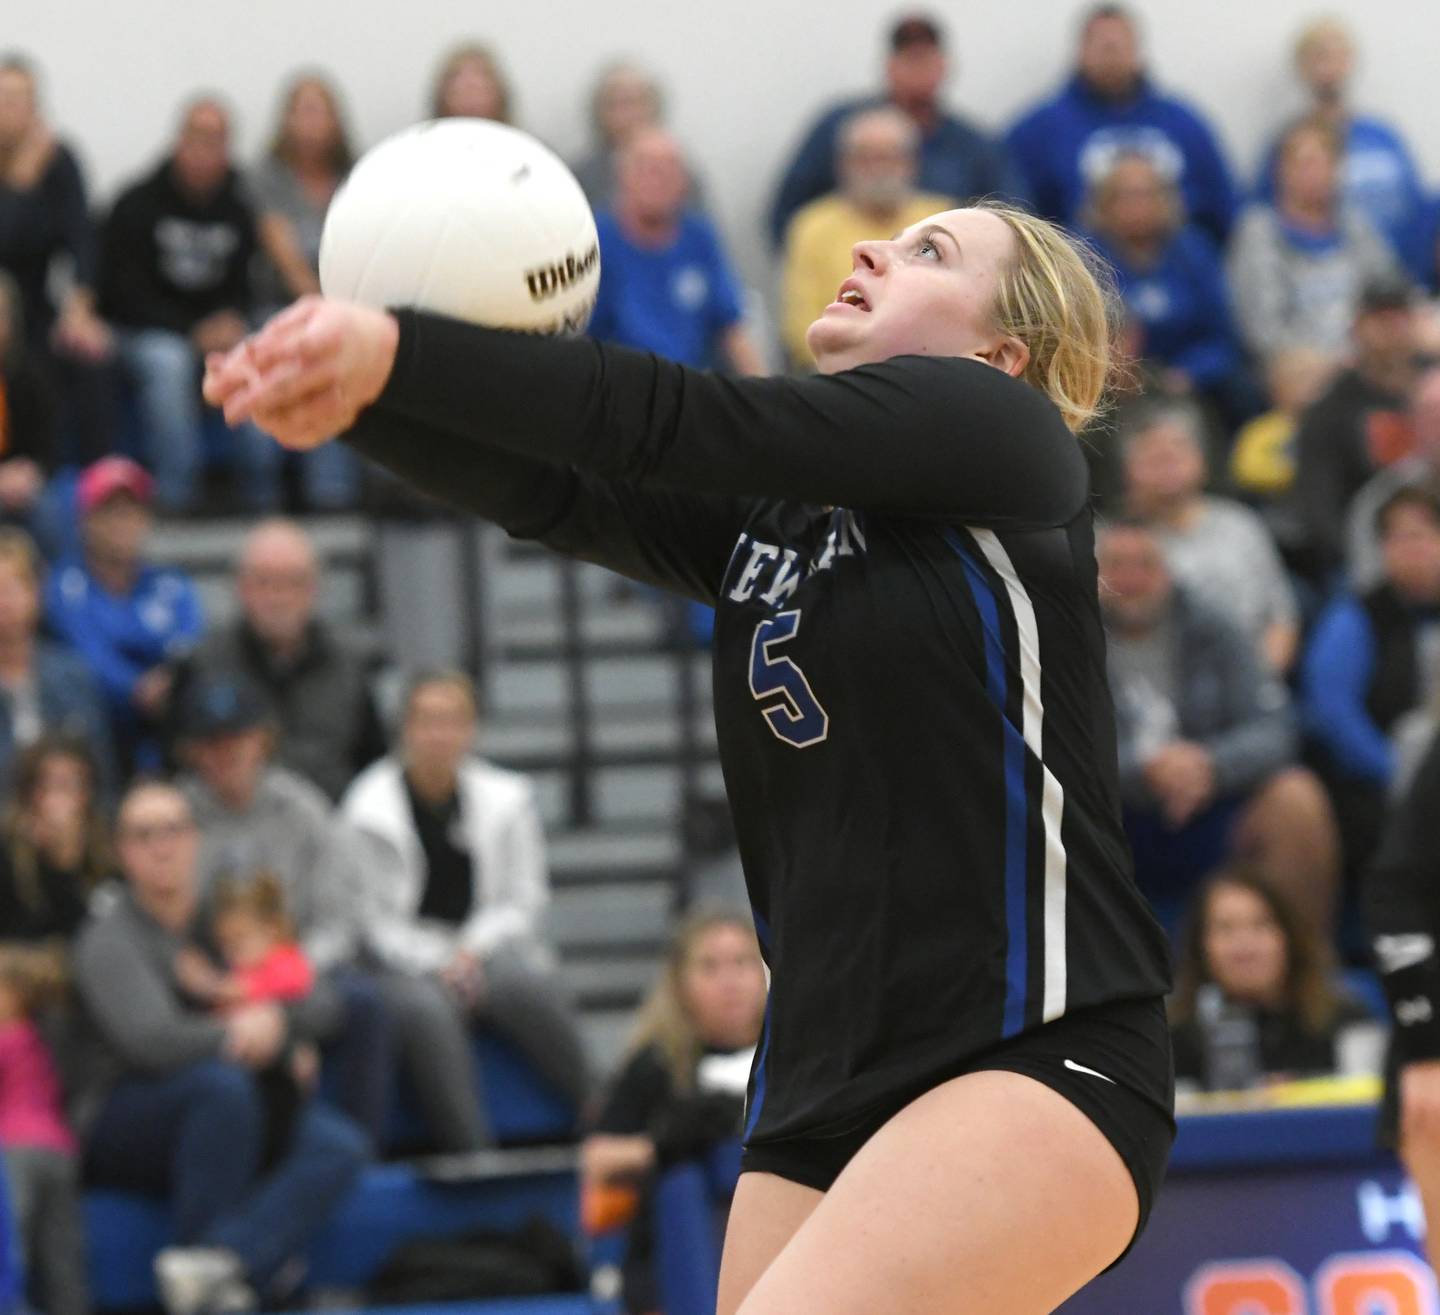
[0,943,90,1315]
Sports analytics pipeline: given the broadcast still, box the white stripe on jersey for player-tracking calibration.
[971,528,1070,1023]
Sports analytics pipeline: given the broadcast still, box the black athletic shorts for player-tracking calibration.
[739,995,1176,1267]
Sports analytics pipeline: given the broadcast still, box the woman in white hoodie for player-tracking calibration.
[341,670,590,1149]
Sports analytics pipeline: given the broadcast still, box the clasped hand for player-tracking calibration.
[202,295,400,450]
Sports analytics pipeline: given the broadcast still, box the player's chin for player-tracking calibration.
[806,312,866,375]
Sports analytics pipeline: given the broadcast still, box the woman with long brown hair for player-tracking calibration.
[584,913,767,1314]
[0,734,111,943]
[1169,866,1372,1089]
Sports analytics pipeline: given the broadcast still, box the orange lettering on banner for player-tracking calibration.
[1185,1261,1308,1315]
[1315,1252,1438,1315]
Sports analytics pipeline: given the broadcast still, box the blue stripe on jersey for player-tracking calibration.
[944,529,1029,1039]
[744,997,773,1141]
[744,907,773,1141]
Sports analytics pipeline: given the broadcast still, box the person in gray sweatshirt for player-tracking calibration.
[72,779,366,1315]
[172,670,391,1143]
[1228,116,1398,365]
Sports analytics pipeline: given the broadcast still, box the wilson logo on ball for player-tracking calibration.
[525,245,600,303]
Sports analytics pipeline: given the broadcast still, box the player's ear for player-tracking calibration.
[977,335,1030,380]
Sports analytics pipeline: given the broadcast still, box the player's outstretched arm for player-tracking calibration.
[208,297,1088,530]
[368,310,1089,530]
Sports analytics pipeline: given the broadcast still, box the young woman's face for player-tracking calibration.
[1203,883,1289,1006]
[29,753,90,828]
[285,82,340,160]
[680,924,767,1050]
[403,683,476,781]
[806,208,1021,376]
[440,57,503,121]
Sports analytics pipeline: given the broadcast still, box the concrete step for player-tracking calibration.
[547,882,674,949]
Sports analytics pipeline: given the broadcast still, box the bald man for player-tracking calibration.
[169,517,385,799]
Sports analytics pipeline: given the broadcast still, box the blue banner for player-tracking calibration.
[1061,1162,1436,1313]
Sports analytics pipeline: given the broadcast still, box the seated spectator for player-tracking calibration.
[342,671,591,1150]
[1290,277,1422,585]
[1082,151,1250,425]
[0,530,112,787]
[1228,346,1335,511]
[780,106,954,370]
[583,913,765,1315]
[1098,519,1338,937]
[1257,19,1428,280]
[99,97,276,513]
[0,270,59,549]
[173,518,385,801]
[1304,488,1440,876]
[0,941,89,1315]
[590,130,764,373]
[44,459,202,773]
[1006,4,1236,246]
[73,780,365,1315]
[1367,727,1440,1242]
[769,14,1018,246]
[1229,116,1398,365]
[250,73,360,509]
[0,737,111,944]
[1347,365,1440,591]
[173,671,390,1143]
[1121,399,1299,671]
[1169,867,1376,1092]
[0,54,114,464]
[429,42,512,122]
[571,63,705,215]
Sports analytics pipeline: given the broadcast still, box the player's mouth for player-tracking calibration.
[830,278,872,312]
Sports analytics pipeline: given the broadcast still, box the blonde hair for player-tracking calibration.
[975,199,1122,434]
[626,912,763,1092]
[1294,16,1352,64]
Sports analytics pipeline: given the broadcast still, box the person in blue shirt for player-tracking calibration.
[43,457,202,772]
[1256,19,1429,282]
[1083,151,1252,426]
[767,13,1023,249]
[1006,4,1238,248]
[589,129,764,374]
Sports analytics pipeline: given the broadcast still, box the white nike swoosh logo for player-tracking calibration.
[1064,1059,1117,1085]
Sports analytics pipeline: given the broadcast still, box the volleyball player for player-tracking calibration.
[204,201,1175,1315]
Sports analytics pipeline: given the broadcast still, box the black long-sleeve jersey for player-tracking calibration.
[346,310,1174,1142]
[1367,734,1440,1065]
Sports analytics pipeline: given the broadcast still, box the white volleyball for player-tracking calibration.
[319,118,600,334]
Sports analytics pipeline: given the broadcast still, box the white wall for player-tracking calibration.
[9,0,1439,288]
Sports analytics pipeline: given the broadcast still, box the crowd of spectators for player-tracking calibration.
[4,4,1440,1313]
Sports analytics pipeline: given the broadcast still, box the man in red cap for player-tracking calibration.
[44,456,203,769]
[769,12,1024,246]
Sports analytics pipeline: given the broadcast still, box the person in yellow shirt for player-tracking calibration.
[781,107,953,369]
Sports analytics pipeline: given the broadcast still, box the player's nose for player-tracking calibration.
[851,239,888,276]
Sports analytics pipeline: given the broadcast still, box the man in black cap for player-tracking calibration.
[1291,274,1425,585]
[768,12,1023,247]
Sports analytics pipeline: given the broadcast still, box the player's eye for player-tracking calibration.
[916,233,942,261]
